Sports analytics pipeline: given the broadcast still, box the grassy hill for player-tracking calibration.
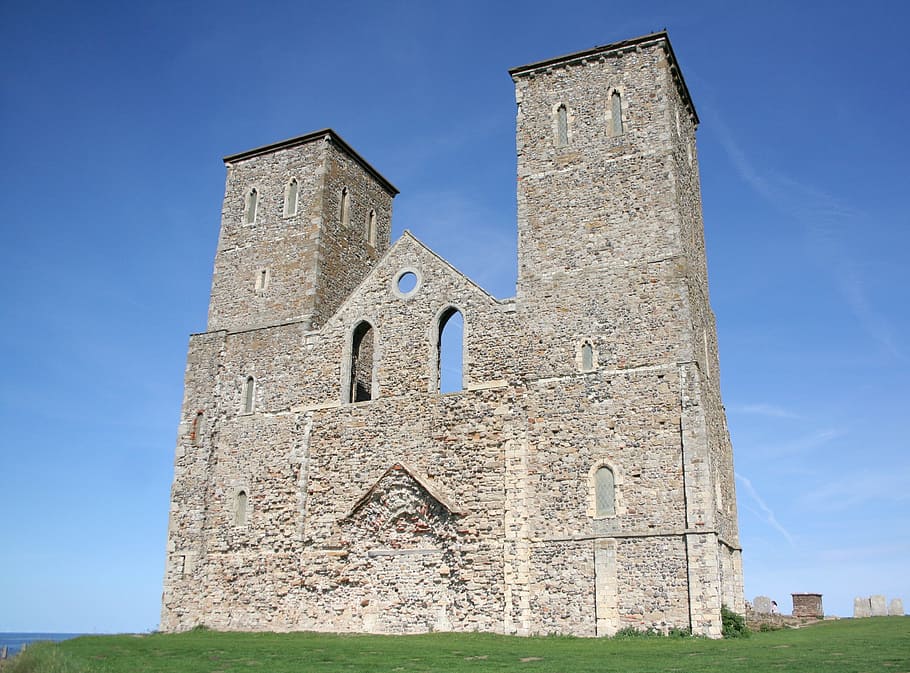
[6,617,908,673]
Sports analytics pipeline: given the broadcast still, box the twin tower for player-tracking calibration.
[162,31,743,638]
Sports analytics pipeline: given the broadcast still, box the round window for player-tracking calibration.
[393,269,421,298]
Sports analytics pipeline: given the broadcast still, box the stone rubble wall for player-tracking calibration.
[162,33,743,638]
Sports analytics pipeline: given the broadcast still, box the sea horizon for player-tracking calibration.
[0,632,97,658]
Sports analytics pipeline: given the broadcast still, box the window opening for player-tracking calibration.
[255,268,269,291]
[235,490,248,525]
[367,209,377,246]
[349,321,375,402]
[611,91,623,136]
[243,376,255,413]
[244,188,258,224]
[397,271,417,294]
[594,466,616,517]
[285,178,298,216]
[340,187,351,226]
[557,104,568,147]
[437,307,464,393]
[581,342,594,371]
[190,411,204,446]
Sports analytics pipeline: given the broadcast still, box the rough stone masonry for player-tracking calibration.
[161,31,744,638]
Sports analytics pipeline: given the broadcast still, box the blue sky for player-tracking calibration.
[1,0,907,632]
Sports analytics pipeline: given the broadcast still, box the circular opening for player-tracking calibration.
[397,271,418,294]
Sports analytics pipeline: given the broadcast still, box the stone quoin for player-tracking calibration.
[161,31,744,638]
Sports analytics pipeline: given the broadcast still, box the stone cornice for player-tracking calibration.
[509,31,699,127]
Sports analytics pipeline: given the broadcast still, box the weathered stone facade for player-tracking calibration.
[161,31,743,638]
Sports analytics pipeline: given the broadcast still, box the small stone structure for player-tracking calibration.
[161,31,743,639]
[870,595,888,617]
[791,593,823,618]
[753,596,772,614]
[854,595,904,618]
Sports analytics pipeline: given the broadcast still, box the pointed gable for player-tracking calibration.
[340,463,465,550]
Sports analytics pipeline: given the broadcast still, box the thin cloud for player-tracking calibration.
[731,403,801,420]
[802,469,910,512]
[755,428,844,456]
[703,105,905,363]
[735,472,795,547]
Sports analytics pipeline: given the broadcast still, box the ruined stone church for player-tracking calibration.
[161,31,743,638]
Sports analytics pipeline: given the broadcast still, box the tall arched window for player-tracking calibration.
[594,466,616,517]
[556,104,568,147]
[349,321,374,402]
[611,91,623,136]
[244,188,258,224]
[235,490,248,525]
[581,341,594,371]
[437,307,464,393]
[340,187,351,226]
[366,209,377,246]
[285,178,299,216]
[242,376,255,413]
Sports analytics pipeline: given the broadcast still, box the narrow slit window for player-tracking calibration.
[366,209,377,246]
[349,321,374,402]
[190,411,204,446]
[244,188,258,224]
[235,490,248,525]
[594,466,615,517]
[340,187,351,227]
[285,178,299,216]
[255,268,269,291]
[611,91,623,136]
[243,376,255,413]
[581,342,594,371]
[557,104,568,147]
[437,307,464,393]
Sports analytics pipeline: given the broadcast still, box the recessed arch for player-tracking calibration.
[610,90,624,136]
[581,340,594,371]
[284,178,299,217]
[244,187,258,224]
[366,209,377,246]
[346,320,375,403]
[235,489,248,526]
[556,103,569,147]
[242,375,255,413]
[340,186,351,227]
[588,461,623,519]
[433,305,465,393]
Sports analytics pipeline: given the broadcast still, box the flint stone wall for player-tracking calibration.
[162,32,743,638]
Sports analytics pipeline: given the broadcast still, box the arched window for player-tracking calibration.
[556,104,568,147]
[366,209,377,246]
[581,341,594,371]
[340,187,351,227]
[437,307,464,393]
[285,178,299,216]
[594,466,616,517]
[242,376,255,413]
[255,267,269,291]
[348,321,374,402]
[244,188,258,224]
[235,490,248,525]
[190,411,204,446]
[611,91,623,136]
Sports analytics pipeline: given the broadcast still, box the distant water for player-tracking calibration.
[0,633,86,658]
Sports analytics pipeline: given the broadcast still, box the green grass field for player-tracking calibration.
[7,617,909,673]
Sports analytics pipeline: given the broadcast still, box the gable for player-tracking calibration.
[340,463,464,550]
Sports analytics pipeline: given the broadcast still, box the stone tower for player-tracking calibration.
[207,130,397,333]
[507,32,742,637]
[162,31,742,639]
